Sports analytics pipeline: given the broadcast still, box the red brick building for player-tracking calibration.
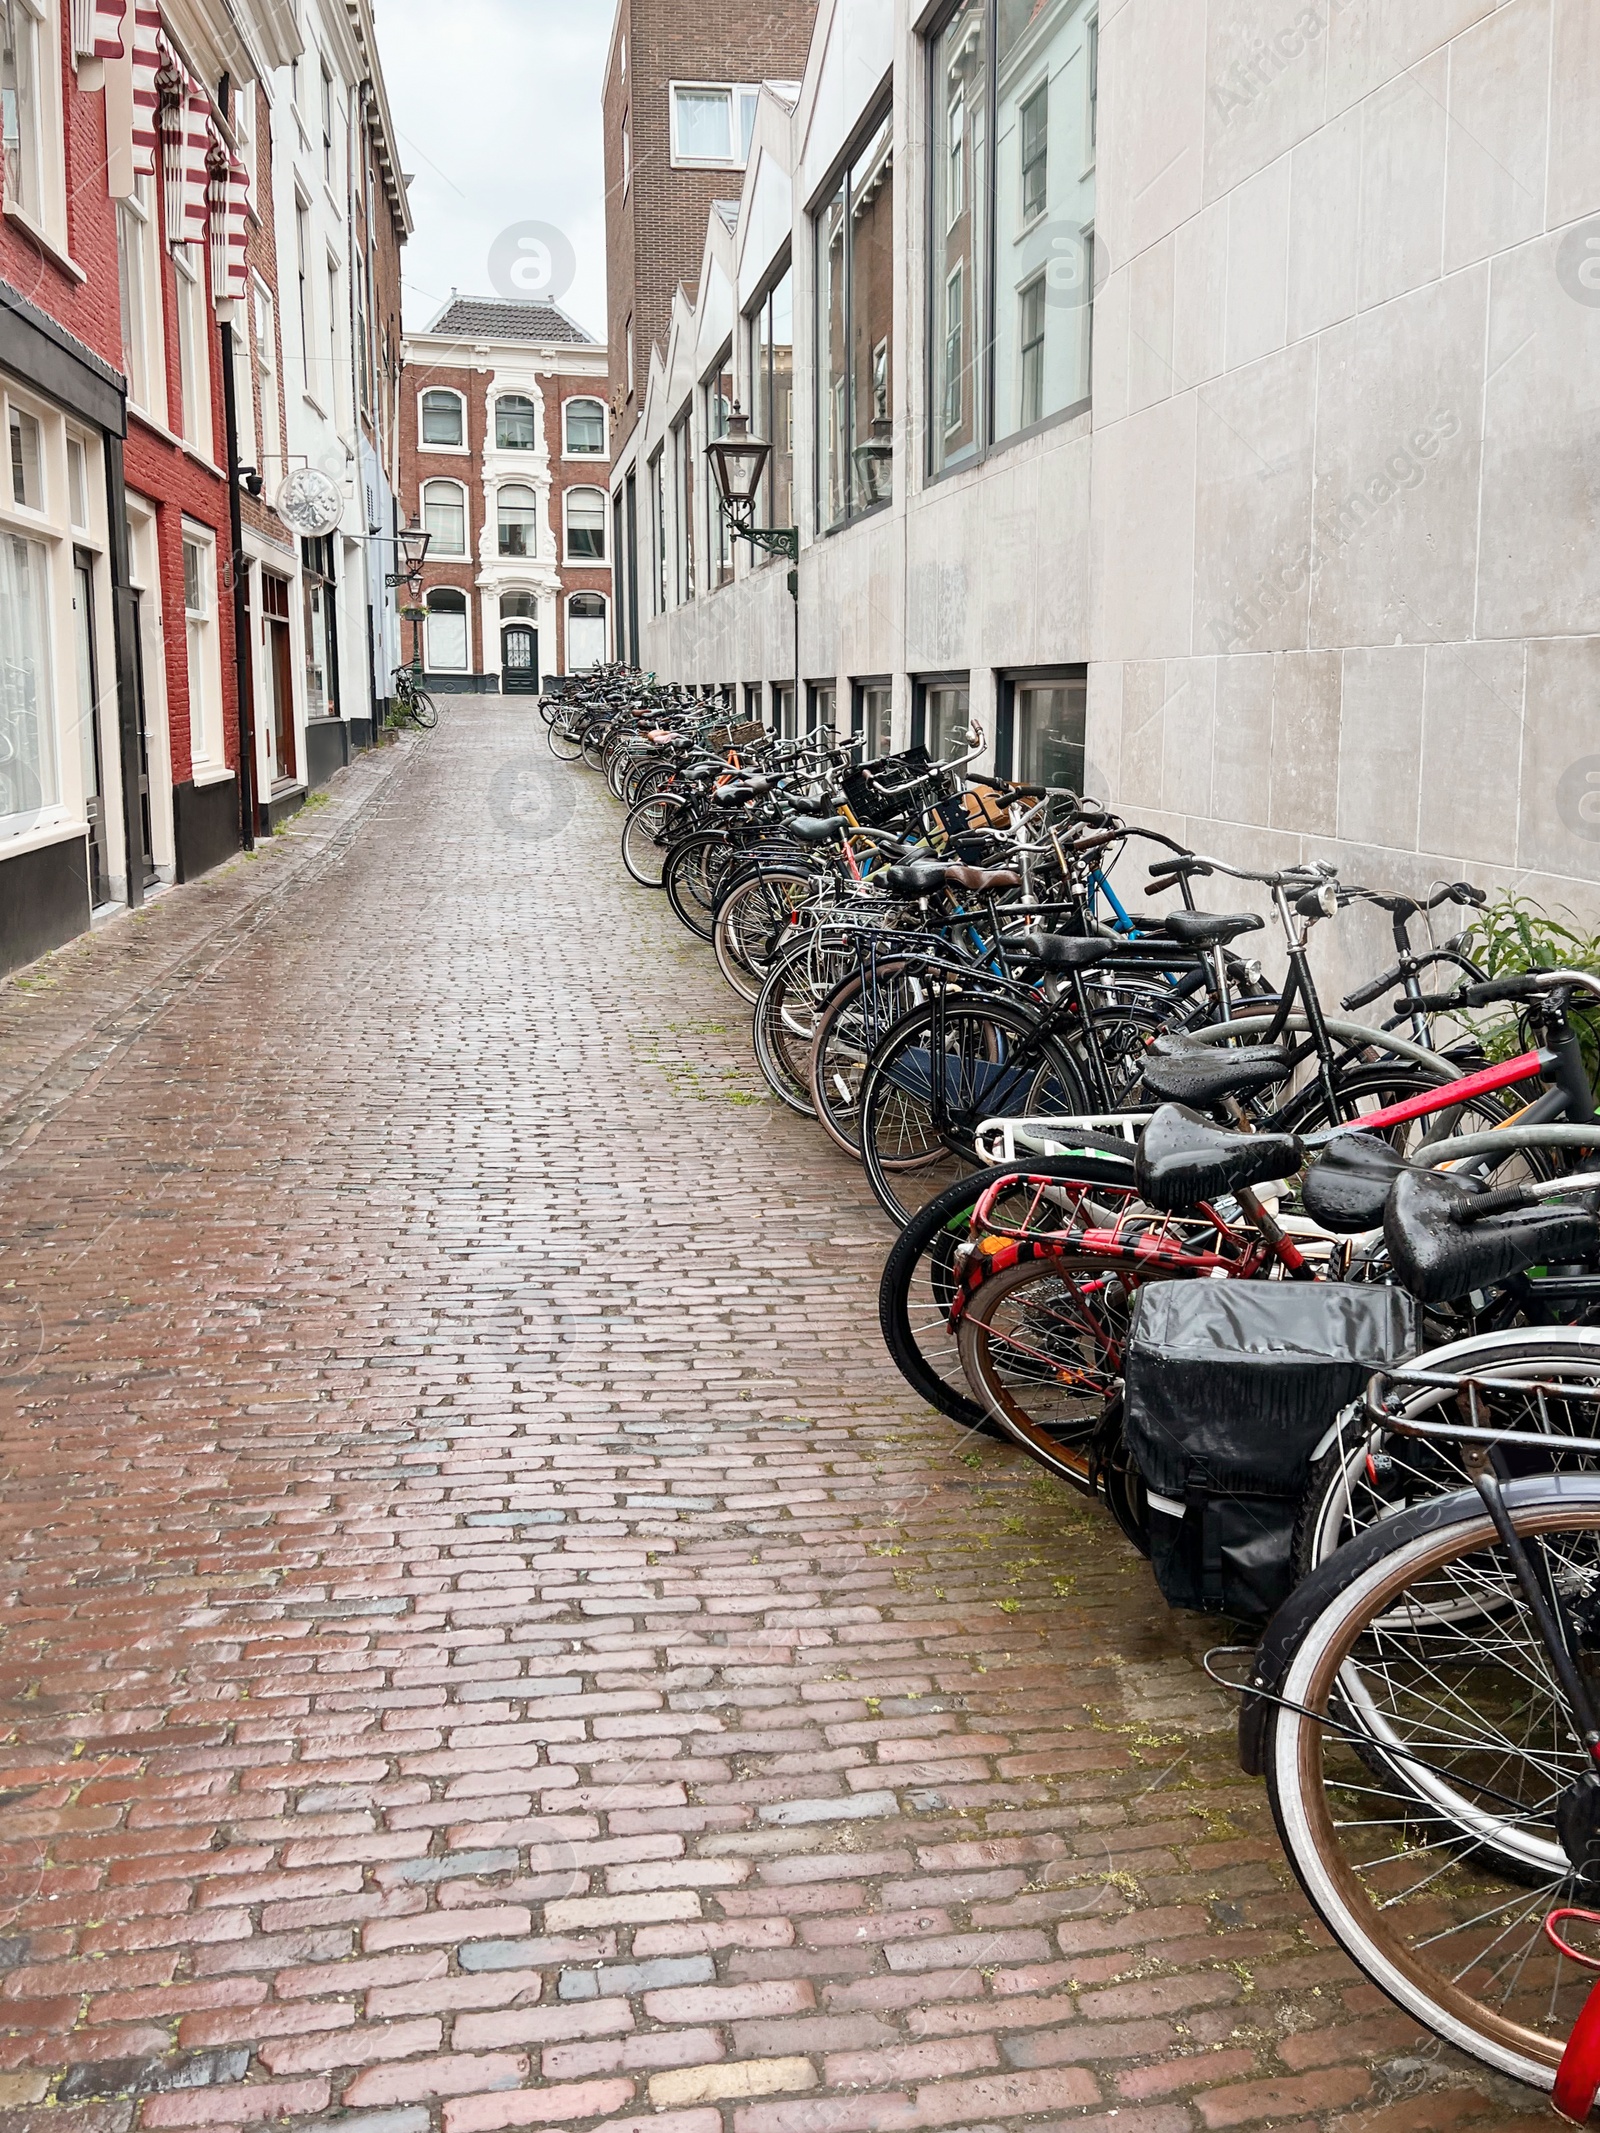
[399,298,611,691]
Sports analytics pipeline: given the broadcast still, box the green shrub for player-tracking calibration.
[1466,892,1600,1082]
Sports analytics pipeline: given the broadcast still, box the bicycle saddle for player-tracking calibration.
[882,861,950,897]
[1028,932,1116,973]
[1301,1131,1407,1233]
[1384,1168,1600,1305]
[1140,1034,1294,1108]
[1135,1104,1305,1212]
[940,861,1022,895]
[787,814,849,843]
[1161,910,1264,946]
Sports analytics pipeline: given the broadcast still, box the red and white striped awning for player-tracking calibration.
[129,1,163,176]
[207,132,250,306]
[71,0,128,58]
[178,76,213,248]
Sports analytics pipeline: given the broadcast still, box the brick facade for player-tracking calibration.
[400,304,610,688]
[603,0,817,461]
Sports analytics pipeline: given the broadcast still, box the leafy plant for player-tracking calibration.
[1465,891,1600,1082]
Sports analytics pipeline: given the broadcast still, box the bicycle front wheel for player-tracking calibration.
[1261,1475,1600,2091]
[411,691,438,729]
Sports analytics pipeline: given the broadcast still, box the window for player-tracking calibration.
[295,198,311,378]
[320,61,334,182]
[854,678,891,758]
[564,398,605,454]
[175,249,212,455]
[498,482,538,558]
[564,486,605,562]
[182,529,221,765]
[422,478,467,556]
[771,681,795,739]
[649,446,666,614]
[303,545,335,717]
[743,682,761,723]
[501,591,536,619]
[231,300,258,469]
[929,0,1096,475]
[625,315,635,393]
[621,105,629,194]
[703,355,733,588]
[326,257,340,387]
[65,435,87,528]
[807,680,836,737]
[670,81,759,167]
[566,592,606,669]
[253,278,279,469]
[0,527,55,830]
[1019,78,1048,223]
[496,394,537,450]
[1,0,60,239]
[425,586,468,671]
[1001,669,1086,790]
[915,676,970,761]
[670,412,693,603]
[748,265,793,547]
[117,176,163,418]
[8,402,41,510]
[816,110,894,529]
[420,388,465,447]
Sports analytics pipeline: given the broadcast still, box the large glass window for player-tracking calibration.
[175,250,212,455]
[420,388,465,447]
[564,487,605,562]
[564,398,605,454]
[916,676,970,761]
[182,529,221,765]
[422,478,467,556]
[117,177,162,420]
[1007,671,1086,790]
[816,110,894,529]
[670,412,693,603]
[854,678,892,758]
[498,483,539,558]
[1,0,43,226]
[704,354,733,589]
[671,82,759,167]
[567,592,607,668]
[749,266,793,549]
[425,587,468,670]
[0,528,55,829]
[649,447,667,614]
[930,0,1095,476]
[495,394,537,450]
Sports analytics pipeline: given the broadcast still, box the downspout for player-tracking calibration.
[219,318,257,848]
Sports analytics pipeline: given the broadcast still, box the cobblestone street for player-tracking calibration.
[0,703,1543,2133]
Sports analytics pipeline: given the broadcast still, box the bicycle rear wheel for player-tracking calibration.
[1261,1477,1600,2092]
[664,832,735,940]
[857,997,1090,1227]
[411,692,437,729]
[713,867,819,1004]
[621,793,686,888]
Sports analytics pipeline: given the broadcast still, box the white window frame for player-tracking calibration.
[493,392,538,452]
[180,520,224,772]
[418,385,466,453]
[231,293,257,469]
[668,80,760,170]
[620,104,630,195]
[423,587,469,673]
[563,484,606,564]
[117,173,166,423]
[562,397,606,458]
[2,0,68,252]
[496,481,539,559]
[421,476,467,558]
[252,275,279,475]
[174,244,213,458]
[565,591,607,669]
[0,384,77,845]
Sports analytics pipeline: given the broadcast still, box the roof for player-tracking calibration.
[424,296,598,345]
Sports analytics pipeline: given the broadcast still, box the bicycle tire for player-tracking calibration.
[410,693,438,729]
[664,832,735,940]
[621,793,686,888]
[857,996,1092,1227]
[1261,1475,1600,2091]
[877,1150,1139,1439]
[712,867,820,1004]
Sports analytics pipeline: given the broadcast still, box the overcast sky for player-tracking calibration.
[378,0,612,340]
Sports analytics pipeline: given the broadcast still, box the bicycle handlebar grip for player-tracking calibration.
[1406,989,1467,1012]
[1342,970,1397,1011]
[1460,973,1546,1007]
[1448,880,1487,907]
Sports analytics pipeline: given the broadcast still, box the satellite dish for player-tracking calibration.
[273,466,344,538]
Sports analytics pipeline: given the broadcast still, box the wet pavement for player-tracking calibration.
[0,702,1539,2133]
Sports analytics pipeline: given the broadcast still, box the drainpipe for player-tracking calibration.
[220,317,257,850]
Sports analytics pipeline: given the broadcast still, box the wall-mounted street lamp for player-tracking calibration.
[706,406,797,564]
[385,517,433,677]
[705,406,801,738]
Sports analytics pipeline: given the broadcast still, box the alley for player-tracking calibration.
[0,705,1532,2133]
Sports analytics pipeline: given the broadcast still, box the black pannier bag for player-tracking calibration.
[1123,1281,1421,1620]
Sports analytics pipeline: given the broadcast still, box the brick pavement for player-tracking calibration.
[0,703,1546,2133]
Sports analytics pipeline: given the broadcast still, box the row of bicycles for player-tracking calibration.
[543,666,1600,2117]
